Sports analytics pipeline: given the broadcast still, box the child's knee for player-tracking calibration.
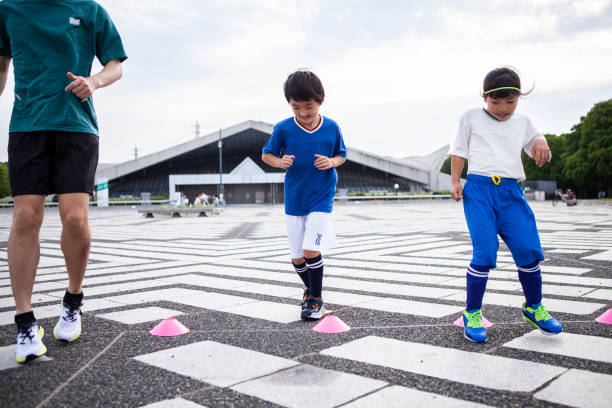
[303,249,320,259]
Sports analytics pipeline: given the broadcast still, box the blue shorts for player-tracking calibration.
[463,174,545,268]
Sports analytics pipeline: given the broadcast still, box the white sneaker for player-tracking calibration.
[53,301,82,342]
[16,321,47,363]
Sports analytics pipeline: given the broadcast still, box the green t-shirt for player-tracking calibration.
[0,0,127,135]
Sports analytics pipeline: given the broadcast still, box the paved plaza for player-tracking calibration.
[0,200,611,408]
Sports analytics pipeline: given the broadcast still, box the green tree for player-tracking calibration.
[563,99,612,196]
[440,155,468,178]
[0,162,10,198]
[523,133,573,189]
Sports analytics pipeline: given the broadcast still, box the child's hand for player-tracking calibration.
[279,155,295,169]
[451,182,463,202]
[532,139,551,167]
[314,154,334,170]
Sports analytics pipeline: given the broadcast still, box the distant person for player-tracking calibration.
[450,67,562,343]
[262,70,346,320]
[0,1,126,362]
[212,194,220,206]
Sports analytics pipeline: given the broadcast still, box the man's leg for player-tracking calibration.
[58,193,91,293]
[53,193,90,342]
[8,195,45,314]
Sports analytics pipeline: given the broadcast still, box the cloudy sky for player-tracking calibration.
[1,0,611,164]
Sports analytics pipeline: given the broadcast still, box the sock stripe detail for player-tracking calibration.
[467,266,489,277]
[294,265,308,273]
[518,265,541,273]
[306,260,324,269]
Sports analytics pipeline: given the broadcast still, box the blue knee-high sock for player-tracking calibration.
[518,261,542,306]
[466,264,489,311]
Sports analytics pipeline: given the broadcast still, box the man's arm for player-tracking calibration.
[0,56,11,96]
[65,59,123,100]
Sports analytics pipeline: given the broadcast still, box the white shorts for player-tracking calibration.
[286,212,337,259]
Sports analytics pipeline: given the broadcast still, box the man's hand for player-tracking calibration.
[65,72,97,101]
[532,139,551,167]
[279,155,295,169]
[314,154,334,170]
[451,182,463,202]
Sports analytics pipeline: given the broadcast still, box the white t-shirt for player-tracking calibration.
[451,108,546,181]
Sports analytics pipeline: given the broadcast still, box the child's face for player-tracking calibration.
[289,98,322,129]
[485,95,519,121]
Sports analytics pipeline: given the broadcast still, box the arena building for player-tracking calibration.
[95,120,453,204]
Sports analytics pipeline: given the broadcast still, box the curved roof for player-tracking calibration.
[96,120,452,190]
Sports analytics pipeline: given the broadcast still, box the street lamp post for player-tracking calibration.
[218,128,223,201]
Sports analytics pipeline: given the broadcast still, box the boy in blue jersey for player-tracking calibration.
[262,70,346,319]
[0,0,126,362]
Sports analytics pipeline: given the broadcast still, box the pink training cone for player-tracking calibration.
[453,315,493,328]
[150,318,190,336]
[312,315,351,333]
[595,308,612,325]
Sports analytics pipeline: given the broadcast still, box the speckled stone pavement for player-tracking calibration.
[1,200,610,408]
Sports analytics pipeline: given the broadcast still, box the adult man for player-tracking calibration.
[0,0,127,362]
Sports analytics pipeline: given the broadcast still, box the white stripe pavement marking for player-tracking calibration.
[357,297,464,318]
[214,258,458,285]
[134,341,300,387]
[104,288,301,323]
[160,274,464,318]
[503,330,612,364]
[343,385,493,408]
[46,280,175,298]
[583,289,612,300]
[325,238,452,255]
[502,264,592,275]
[582,249,612,261]
[219,301,301,324]
[0,297,123,325]
[139,398,207,408]
[95,306,185,325]
[534,369,612,408]
[320,336,567,392]
[548,249,590,254]
[0,345,53,371]
[444,291,606,315]
[231,364,387,408]
[0,293,58,309]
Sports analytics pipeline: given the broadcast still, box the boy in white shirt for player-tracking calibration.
[451,67,563,343]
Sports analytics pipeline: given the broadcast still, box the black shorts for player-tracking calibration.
[8,131,99,196]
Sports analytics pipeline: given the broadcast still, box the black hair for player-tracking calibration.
[482,67,533,99]
[283,70,325,103]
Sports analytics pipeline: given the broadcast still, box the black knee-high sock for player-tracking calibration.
[292,261,309,288]
[305,255,324,298]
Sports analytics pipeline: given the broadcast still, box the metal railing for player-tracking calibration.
[0,195,452,208]
[336,194,451,200]
[0,200,170,208]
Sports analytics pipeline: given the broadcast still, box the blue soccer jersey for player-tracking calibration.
[263,116,346,216]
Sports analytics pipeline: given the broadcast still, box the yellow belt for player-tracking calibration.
[491,176,501,185]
